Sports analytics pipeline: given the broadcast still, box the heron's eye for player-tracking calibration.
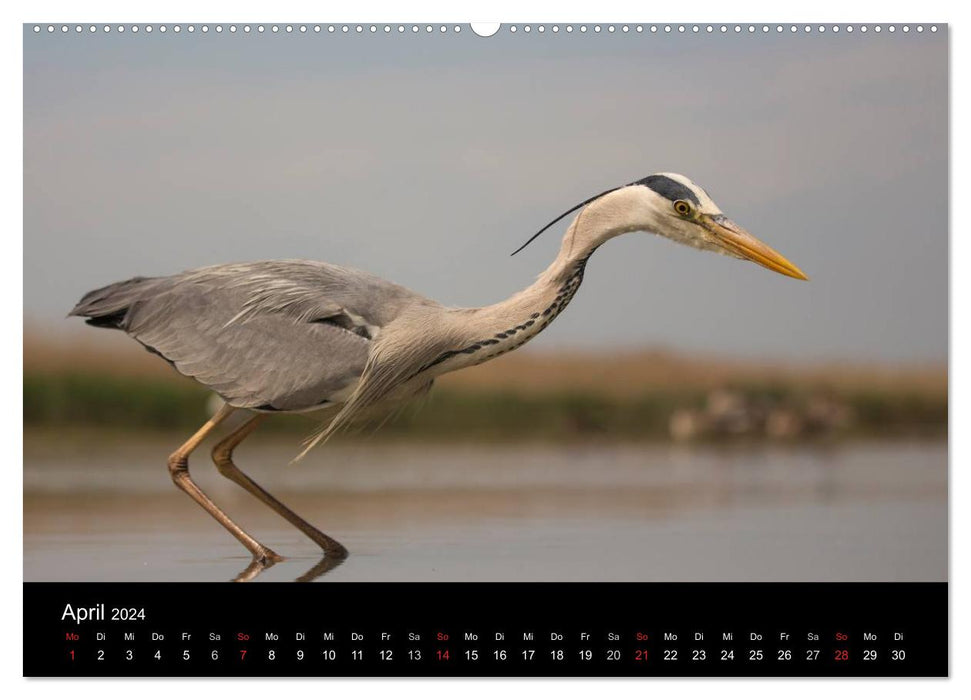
[673,200,692,217]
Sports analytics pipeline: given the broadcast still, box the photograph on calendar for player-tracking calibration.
[24,23,946,591]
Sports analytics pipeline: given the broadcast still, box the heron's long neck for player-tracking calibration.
[483,215,599,325]
[423,218,606,377]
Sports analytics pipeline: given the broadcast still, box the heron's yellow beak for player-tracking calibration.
[702,214,808,281]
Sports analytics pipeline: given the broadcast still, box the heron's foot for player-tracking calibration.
[232,546,284,582]
[233,554,281,583]
[322,541,349,560]
[256,546,284,565]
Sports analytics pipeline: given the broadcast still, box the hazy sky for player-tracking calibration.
[24,26,947,362]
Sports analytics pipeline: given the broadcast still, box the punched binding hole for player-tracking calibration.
[470,23,500,37]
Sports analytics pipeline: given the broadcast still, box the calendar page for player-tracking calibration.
[22,19,948,677]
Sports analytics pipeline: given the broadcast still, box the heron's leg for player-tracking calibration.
[211,415,349,559]
[167,404,282,565]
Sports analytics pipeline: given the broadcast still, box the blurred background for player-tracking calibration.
[24,25,946,582]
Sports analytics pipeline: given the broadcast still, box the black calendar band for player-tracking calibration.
[24,582,947,677]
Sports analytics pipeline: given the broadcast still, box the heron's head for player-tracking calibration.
[514,172,808,281]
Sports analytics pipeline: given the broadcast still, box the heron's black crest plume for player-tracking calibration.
[511,173,711,256]
[510,184,624,256]
[635,174,700,206]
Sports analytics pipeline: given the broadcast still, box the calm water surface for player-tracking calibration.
[23,435,947,582]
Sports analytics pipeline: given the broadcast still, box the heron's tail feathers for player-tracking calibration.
[68,276,159,330]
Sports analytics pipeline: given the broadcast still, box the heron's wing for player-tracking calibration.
[70,260,431,411]
[295,304,469,457]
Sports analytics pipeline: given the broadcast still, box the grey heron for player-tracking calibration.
[69,173,806,571]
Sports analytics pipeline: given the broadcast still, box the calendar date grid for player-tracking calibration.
[26,582,946,677]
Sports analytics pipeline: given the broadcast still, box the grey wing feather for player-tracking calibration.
[69,260,430,411]
[296,303,468,457]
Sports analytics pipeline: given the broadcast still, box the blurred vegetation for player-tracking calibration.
[24,371,946,442]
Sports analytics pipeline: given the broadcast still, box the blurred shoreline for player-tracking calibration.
[24,328,947,443]
[24,330,947,583]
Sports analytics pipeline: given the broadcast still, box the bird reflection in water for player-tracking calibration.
[232,552,347,583]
